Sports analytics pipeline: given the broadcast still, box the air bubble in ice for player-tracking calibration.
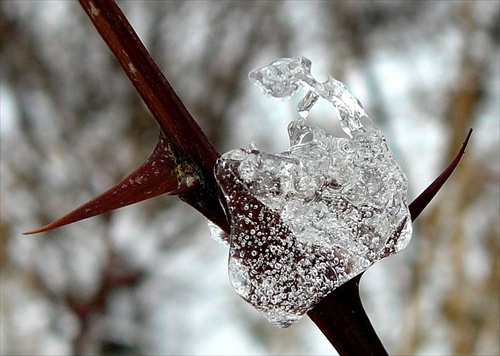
[214,56,412,328]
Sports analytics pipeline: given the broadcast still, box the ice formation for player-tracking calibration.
[213,57,412,327]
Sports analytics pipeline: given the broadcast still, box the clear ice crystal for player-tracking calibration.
[249,57,368,137]
[207,221,230,247]
[214,56,412,328]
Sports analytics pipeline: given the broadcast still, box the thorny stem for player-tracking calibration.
[27,0,473,354]
[25,134,184,234]
[27,0,231,234]
[308,274,387,356]
[77,0,229,231]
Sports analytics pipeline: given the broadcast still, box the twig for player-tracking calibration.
[77,0,229,231]
[26,0,229,233]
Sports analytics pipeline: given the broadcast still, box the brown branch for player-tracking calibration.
[77,0,228,231]
[308,274,387,356]
[25,0,230,234]
[77,0,215,161]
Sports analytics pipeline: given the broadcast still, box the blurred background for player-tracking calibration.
[1,1,498,355]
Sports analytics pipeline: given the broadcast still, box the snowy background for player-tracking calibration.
[1,1,499,355]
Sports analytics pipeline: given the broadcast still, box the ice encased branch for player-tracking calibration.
[214,57,412,327]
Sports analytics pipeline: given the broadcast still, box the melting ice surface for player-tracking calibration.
[212,57,413,327]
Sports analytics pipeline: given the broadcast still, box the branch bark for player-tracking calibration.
[308,274,387,356]
[77,0,229,231]
[26,0,230,233]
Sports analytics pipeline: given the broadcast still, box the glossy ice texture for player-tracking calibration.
[214,57,412,327]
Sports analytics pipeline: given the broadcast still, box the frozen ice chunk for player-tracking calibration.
[248,57,314,100]
[249,56,368,137]
[215,57,412,327]
[215,126,412,327]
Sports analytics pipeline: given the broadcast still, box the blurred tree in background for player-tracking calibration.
[1,1,498,355]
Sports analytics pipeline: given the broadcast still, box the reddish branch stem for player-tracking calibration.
[308,274,387,356]
[78,0,229,231]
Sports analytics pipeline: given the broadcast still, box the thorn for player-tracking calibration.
[409,128,473,221]
[24,134,197,234]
